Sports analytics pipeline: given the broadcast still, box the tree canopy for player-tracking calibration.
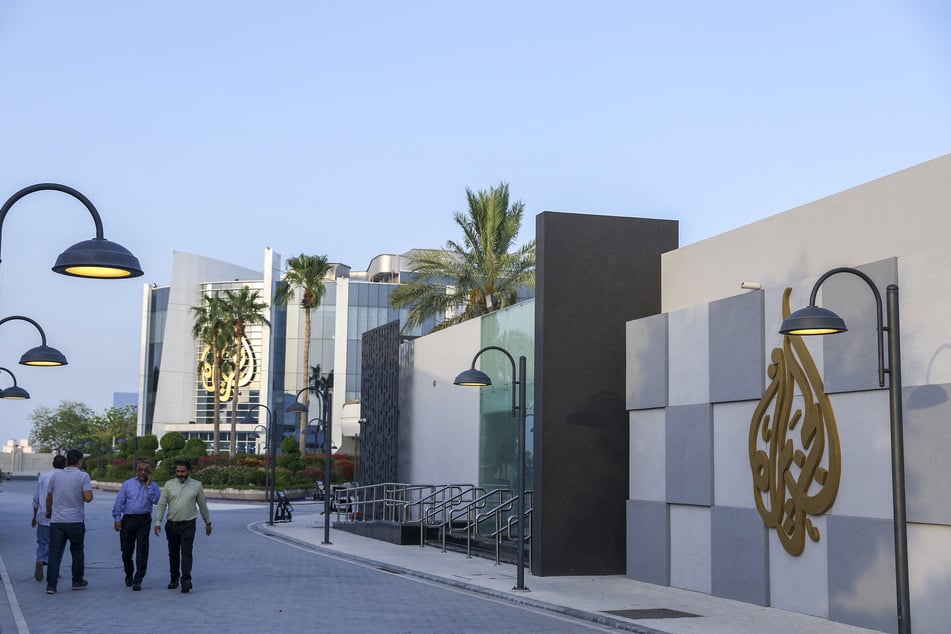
[390,182,535,331]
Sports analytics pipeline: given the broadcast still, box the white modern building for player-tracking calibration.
[138,249,440,453]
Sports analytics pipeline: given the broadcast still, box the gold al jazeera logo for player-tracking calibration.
[749,288,842,556]
[199,336,256,402]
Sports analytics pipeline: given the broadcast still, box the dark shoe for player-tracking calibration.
[46,587,56,595]
[132,582,142,591]
[34,561,44,582]
[71,579,88,590]
[125,576,133,587]
[167,580,179,589]
[180,579,192,593]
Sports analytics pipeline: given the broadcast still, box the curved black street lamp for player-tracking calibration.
[0,315,68,366]
[240,403,276,525]
[0,366,29,399]
[780,267,910,634]
[0,182,143,279]
[287,383,333,545]
[454,345,529,592]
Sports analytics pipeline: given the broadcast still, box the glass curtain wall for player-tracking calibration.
[477,301,535,493]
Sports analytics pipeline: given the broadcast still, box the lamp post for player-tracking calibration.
[241,404,276,525]
[0,366,30,399]
[287,383,332,545]
[780,267,910,634]
[0,183,143,278]
[454,345,529,592]
[0,315,69,366]
[250,423,270,507]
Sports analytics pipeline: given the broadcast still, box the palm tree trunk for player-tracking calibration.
[299,308,312,453]
[211,349,221,454]
[229,370,239,458]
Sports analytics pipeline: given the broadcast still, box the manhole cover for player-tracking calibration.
[603,608,700,620]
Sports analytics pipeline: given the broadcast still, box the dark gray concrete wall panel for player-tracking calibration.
[709,291,765,403]
[626,314,669,410]
[711,506,769,606]
[665,404,714,506]
[535,211,678,575]
[627,499,670,585]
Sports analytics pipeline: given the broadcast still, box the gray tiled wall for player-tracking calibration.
[709,291,765,403]
[665,404,713,506]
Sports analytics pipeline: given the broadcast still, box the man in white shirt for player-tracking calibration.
[31,455,65,582]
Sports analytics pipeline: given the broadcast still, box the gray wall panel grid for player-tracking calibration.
[665,404,714,506]
[360,320,401,487]
[535,212,678,576]
[821,258,898,394]
[709,291,765,403]
[903,382,951,525]
[626,313,669,410]
[711,506,769,606]
[827,515,899,633]
[626,499,670,585]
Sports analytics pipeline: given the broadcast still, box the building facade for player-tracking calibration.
[138,249,441,453]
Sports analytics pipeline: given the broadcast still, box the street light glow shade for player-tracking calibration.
[0,315,68,366]
[285,400,308,414]
[453,368,492,386]
[53,237,144,278]
[20,344,69,366]
[779,305,848,335]
[0,366,29,399]
[0,183,143,279]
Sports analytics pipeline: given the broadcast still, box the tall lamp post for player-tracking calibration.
[0,315,69,366]
[780,267,910,634]
[0,183,143,279]
[287,383,332,545]
[454,345,529,592]
[241,404,276,525]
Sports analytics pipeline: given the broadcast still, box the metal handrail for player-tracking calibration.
[428,486,485,553]
[403,484,473,547]
[448,488,511,558]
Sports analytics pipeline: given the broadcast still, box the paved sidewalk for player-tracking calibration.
[253,510,883,634]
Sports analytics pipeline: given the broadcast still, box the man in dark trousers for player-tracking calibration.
[153,459,212,593]
[113,462,161,590]
[45,449,93,594]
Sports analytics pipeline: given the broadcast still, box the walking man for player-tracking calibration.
[45,449,93,594]
[31,455,66,582]
[113,462,161,590]
[153,459,212,593]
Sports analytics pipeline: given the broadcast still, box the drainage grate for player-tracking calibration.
[603,608,700,620]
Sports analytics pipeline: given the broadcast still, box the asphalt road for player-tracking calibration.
[0,478,613,633]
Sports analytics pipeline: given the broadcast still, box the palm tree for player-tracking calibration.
[274,254,333,452]
[191,293,233,454]
[391,181,535,331]
[222,286,270,457]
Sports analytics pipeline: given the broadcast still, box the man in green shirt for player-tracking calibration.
[153,459,212,593]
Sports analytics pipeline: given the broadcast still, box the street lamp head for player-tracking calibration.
[0,385,30,399]
[53,237,144,279]
[19,343,69,366]
[239,413,258,425]
[779,305,848,336]
[0,366,29,399]
[453,368,492,387]
[286,400,308,414]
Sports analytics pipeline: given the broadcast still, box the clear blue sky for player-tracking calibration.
[0,1,949,444]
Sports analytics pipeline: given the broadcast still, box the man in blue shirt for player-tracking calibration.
[112,462,161,591]
[45,449,93,594]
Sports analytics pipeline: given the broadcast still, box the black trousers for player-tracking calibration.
[165,519,196,582]
[120,514,152,581]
